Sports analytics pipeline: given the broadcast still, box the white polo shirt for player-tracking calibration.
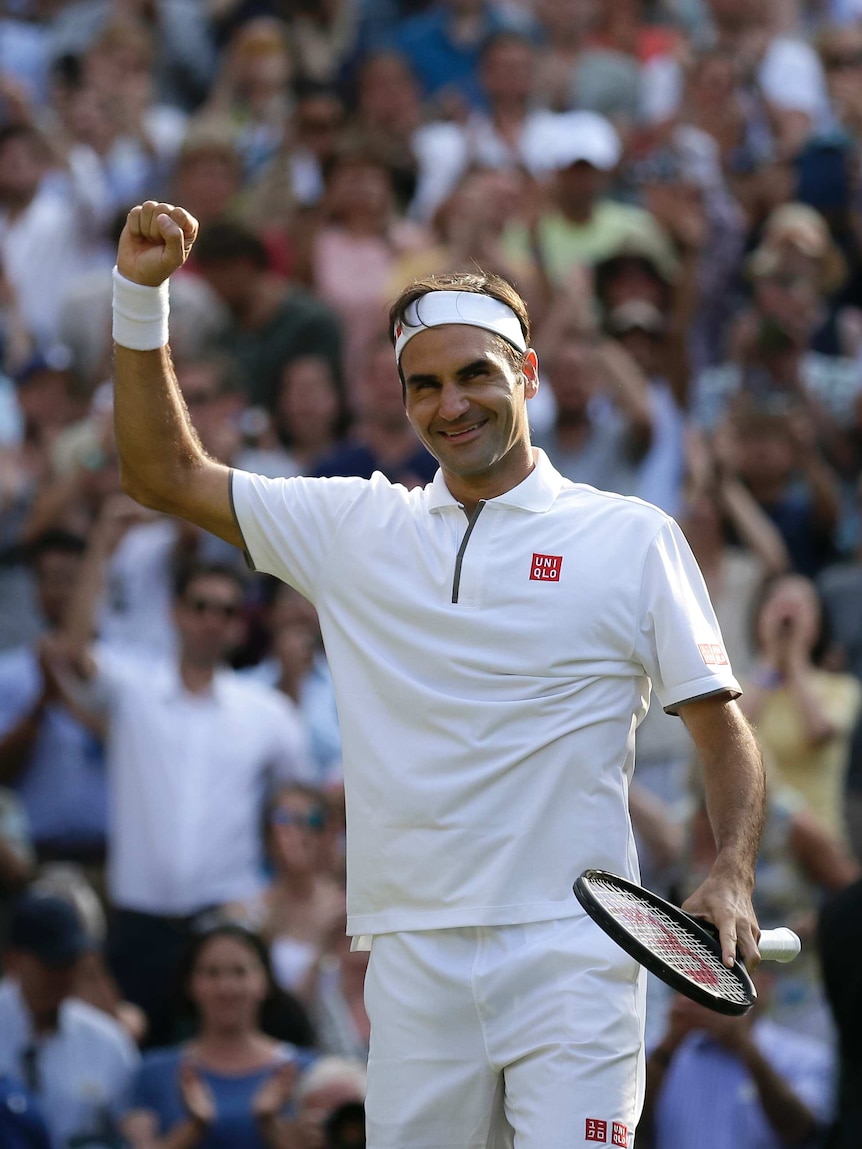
[231,450,739,937]
[92,650,312,915]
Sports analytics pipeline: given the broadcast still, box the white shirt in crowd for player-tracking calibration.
[90,648,313,915]
[231,449,739,940]
[0,977,139,1149]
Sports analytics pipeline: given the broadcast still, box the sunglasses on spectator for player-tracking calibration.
[184,596,242,619]
[271,808,326,831]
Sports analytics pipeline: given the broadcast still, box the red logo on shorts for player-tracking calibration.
[585,1118,607,1143]
[612,1123,630,1147]
[530,553,563,581]
[698,642,728,666]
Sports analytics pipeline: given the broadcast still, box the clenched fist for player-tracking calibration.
[117,201,199,287]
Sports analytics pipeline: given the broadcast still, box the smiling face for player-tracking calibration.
[400,325,539,508]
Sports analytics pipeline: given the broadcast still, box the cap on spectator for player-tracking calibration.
[13,345,73,387]
[546,111,621,172]
[595,230,680,286]
[748,202,846,294]
[7,890,90,967]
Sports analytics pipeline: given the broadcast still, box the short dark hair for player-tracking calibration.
[25,530,87,566]
[174,561,245,602]
[388,270,531,386]
[193,220,269,270]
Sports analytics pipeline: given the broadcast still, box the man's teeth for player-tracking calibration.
[443,423,480,437]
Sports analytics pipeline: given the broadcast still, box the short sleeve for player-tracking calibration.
[230,469,369,602]
[633,518,741,714]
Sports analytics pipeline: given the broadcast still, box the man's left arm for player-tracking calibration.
[678,695,766,969]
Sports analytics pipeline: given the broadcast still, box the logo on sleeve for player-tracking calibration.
[530,553,562,581]
[698,642,728,666]
[585,1119,607,1142]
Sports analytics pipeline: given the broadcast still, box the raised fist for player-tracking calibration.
[117,201,199,287]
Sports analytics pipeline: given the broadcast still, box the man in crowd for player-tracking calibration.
[57,497,312,1046]
[0,890,139,1148]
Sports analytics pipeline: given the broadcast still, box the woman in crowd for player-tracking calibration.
[122,923,316,1149]
[742,572,862,844]
[231,785,346,1002]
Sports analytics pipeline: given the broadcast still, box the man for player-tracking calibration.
[60,506,312,1045]
[108,200,765,1146]
[191,219,343,409]
[0,890,139,1149]
[641,987,833,1148]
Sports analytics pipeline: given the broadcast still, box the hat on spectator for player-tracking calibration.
[546,111,621,172]
[595,229,680,288]
[7,890,90,967]
[748,202,846,294]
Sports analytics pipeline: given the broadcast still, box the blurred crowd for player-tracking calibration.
[2,0,862,1145]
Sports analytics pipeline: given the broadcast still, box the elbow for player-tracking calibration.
[119,465,173,515]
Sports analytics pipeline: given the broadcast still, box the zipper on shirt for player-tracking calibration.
[452,501,486,603]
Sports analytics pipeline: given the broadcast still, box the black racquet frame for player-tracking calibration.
[574,869,757,1016]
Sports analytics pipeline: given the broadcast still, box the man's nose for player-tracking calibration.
[438,382,470,421]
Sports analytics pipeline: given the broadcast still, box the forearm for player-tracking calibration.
[113,344,209,512]
[691,701,765,886]
[801,452,840,533]
[717,476,789,576]
[738,1041,819,1145]
[0,836,32,889]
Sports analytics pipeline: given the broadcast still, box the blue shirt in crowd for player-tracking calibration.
[131,1045,317,1149]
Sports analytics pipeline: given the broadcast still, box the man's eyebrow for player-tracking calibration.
[404,358,495,388]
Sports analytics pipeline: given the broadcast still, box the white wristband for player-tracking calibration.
[112,266,169,351]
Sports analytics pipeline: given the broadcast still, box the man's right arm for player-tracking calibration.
[112,201,243,548]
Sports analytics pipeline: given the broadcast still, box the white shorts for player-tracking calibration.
[363,916,646,1149]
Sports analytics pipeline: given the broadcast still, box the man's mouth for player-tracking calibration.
[439,419,487,441]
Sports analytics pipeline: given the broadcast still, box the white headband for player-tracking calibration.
[393,291,527,363]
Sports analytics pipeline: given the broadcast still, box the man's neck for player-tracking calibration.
[179,658,218,694]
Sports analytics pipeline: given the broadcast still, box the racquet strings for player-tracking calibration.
[585,874,751,1007]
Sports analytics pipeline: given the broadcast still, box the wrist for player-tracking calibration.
[112,266,169,351]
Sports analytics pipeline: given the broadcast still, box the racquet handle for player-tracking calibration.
[758,928,801,963]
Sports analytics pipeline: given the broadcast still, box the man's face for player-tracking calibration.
[174,573,245,665]
[401,325,538,492]
[34,549,83,628]
[196,259,257,316]
[6,951,78,1030]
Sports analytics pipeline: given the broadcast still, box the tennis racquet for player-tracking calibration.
[574,869,801,1016]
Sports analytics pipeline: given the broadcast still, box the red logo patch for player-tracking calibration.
[530,553,562,581]
[395,322,403,338]
[612,1122,629,1147]
[698,642,728,666]
[585,1118,608,1143]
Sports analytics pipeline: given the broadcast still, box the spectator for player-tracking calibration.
[308,923,371,1063]
[245,584,343,787]
[269,355,351,479]
[292,1056,366,1149]
[122,922,316,1149]
[640,984,834,1149]
[57,504,312,1046]
[385,0,528,114]
[351,51,423,212]
[0,889,139,1149]
[192,219,343,410]
[0,530,109,869]
[310,146,431,379]
[741,572,862,843]
[168,125,246,230]
[501,111,675,284]
[229,783,345,1001]
[818,877,862,1149]
[314,333,437,486]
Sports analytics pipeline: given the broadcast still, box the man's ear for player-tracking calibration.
[522,348,540,399]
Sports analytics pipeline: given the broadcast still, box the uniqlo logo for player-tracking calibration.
[612,1122,629,1147]
[698,642,728,667]
[530,553,563,581]
[585,1118,607,1143]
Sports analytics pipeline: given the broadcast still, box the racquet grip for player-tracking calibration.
[758,928,801,963]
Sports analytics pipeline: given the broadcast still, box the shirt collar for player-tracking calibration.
[426,449,565,514]
[157,661,231,704]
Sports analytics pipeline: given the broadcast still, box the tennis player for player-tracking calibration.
[110,201,766,1149]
